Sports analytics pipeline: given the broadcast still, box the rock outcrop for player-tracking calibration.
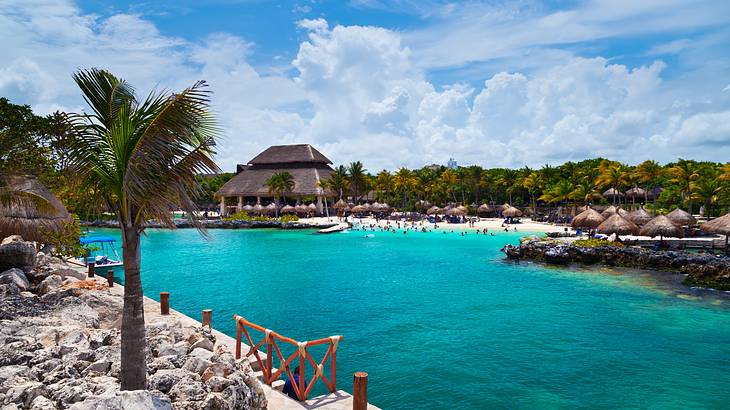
[0,236,37,272]
[0,236,267,410]
[502,238,730,290]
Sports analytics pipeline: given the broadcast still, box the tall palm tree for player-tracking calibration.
[347,161,367,202]
[374,170,393,202]
[634,160,662,215]
[668,159,699,213]
[691,178,722,218]
[595,162,628,205]
[325,165,350,200]
[392,167,417,209]
[441,169,459,203]
[521,171,542,214]
[68,69,219,390]
[265,171,294,216]
[539,179,574,213]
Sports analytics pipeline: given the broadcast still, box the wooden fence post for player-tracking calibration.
[106,270,114,287]
[87,262,95,278]
[160,292,170,315]
[202,309,212,327]
[353,372,368,410]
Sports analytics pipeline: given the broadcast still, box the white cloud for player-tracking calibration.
[1,1,730,172]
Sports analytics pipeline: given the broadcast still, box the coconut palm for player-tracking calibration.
[634,160,663,215]
[348,161,367,202]
[595,161,628,205]
[325,165,350,200]
[265,171,295,216]
[539,179,574,212]
[668,159,700,214]
[571,181,600,206]
[374,170,393,202]
[393,167,418,209]
[67,69,219,390]
[691,178,723,218]
[522,171,543,214]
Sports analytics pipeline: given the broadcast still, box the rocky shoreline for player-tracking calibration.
[0,235,267,410]
[83,219,336,230]
[502,238,730,291]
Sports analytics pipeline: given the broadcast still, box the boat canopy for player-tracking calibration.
[80,236,117,244]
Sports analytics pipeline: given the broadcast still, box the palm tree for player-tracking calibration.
[595,162,628,205]
[521,171,542,214]
[265,171,294,216]
[392,168,417,209]
[441,169,459,203]
[68,69,219,390]
[539,180,574,213]
[570,181,600,206]
[348,161,367,202]
[326,165,350,200]
[374,170,392,202]
[691,178,722,218]
[634,160,662,215]
[668,159,699,213]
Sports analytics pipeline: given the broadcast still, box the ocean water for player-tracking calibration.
[92,227,730,409]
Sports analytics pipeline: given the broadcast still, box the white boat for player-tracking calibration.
[79,236,124,276]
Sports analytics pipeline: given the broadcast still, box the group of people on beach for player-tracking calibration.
[350,220,519,237]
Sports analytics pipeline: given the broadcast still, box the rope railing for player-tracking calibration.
[233,314,343,401]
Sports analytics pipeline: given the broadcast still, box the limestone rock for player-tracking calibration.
[0,269,30,291]
[30,395,57,410]
[0,236,36,272]
[37,275,63,295]
[182,356,213,375]
[168,377,207,402]
[190,337,214,352]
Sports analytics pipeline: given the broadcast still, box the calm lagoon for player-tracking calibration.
[95,227,730,409]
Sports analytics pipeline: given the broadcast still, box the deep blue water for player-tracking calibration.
[93,227,730,409]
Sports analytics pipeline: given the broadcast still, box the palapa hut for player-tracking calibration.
[625,187,646,204]
[701,213,730,254]
[307,203,318,215]
[502,206,523,218]
[603,188,624,204]
[597,214,639,236]
[571,208,605,230]
[446,207,465,216]
[476,204,492,216]
[351,205,366,213]
[639,215,683,239]
[252,204,265,215]
[666,208,696,226]
[0,175,71,243]
[601,205,629,219]
[426,206,440,215]
[627,207,652,226]
[216,144,334,216]
[281,205,296,214]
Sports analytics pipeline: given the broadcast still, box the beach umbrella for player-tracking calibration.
[0,175,71,243]
[627,207,652,225]
[502,206,523,218]
[252,204,265,214]
[381,202,391,211]
[597,214,639,236]
[348,201,355,208]
[571,208,605,229]
[263,203,277,215]
[362,203,372,210]
[625,187,646,200]
[603,188,625,200]
[639,215,683,238]
[446,207,465,216]
[351,205,366,213]
[666,208,696,226]
[426,206,440,215]
[701,213,730,254]
[295,204,308,214]
[333,199,348,210]
[456,205,468,213]
[242,204,254,212]
[281,205,296,214]
[307,203,318,215]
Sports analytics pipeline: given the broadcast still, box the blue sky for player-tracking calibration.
[2,0,729,170]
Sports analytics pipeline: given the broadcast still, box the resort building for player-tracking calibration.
[215,144,334,216]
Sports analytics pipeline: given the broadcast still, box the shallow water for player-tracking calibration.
[94,227,730,409]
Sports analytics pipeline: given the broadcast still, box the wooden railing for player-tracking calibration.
[233,314,343,401]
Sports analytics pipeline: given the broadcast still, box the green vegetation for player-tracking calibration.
[574,239,625,248]
[279,214,299,223]
[224,211,270,221]
[40,214,87,258]
[264,171,295,217]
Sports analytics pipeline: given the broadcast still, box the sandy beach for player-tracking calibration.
[299,216,569,234]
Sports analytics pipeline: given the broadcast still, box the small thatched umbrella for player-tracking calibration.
[415,199,430,209]
[456,205,468,214]
[701,213,730,254]
[571,208,605,230]
[477,204,491,215]
[597,214,639,236]
[426,206,440,215]
[603,188,624,202]
[666,208,696,226]
[446,207,465,216]
[281,205,296,214]
[351,205,366,213]
[625,187,646,201]
[295,204,308,215]
[640,215,683,239]
[332,199,348,210]
[242,204,254,212]
[307,203,318,216]
[502,206,523,218]
[252,204,265,215]
[0,175,71,243]
[362,203,372,211]
[628,207,652,226]
[381,202,391,212]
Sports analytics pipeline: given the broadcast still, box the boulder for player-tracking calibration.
[205,376,234,393]
[190,337,214,352]
[168,377,207,402]
[189,347,214,361]
[0,268,30,291]
[68,390,171,410]
[37,274,63,295]
[0,236,37,272]
[30,395,58,410]
[53,268,86,281]
[182,356,213,375]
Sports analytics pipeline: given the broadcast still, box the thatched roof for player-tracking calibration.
[625,187,646,198]
[415,200,430,209]
[0,175,71,243]
[603,188,624,198]
[332,199,349,210]
[597,214,639,235]
[242,204,254,212]
[426,206,440,215]
[701,213,730,235]
[446,207,465,216]
[666,208,696,226]
[477,204,491,214]
[351,205,366,213]
[281,205,296,213]
[601,205,628,218]
[248,144,332,165]
[502,206,523,217]
[571,208,605,229]
[252,204,265,214]
[639,215,683,238]
[627,207,652,225]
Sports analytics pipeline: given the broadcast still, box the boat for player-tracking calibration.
[79,236,124,277]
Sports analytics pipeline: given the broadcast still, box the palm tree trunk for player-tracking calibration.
[120,225,146,390]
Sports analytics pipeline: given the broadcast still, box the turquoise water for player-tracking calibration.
[94,227,730,409]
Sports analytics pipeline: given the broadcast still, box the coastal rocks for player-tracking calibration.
[68,390,172,410]
[502,239,730,290]
[37,275,63,295]
[0,269,30,291]
[0,236,36,272]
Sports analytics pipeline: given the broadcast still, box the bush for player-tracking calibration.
[279,214,299,223]
[41,214,88,258]
[574,239,625,248]
[224,211,271,222]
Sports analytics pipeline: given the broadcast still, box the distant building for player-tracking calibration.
[215,144,334,216]
[447,158,458,169]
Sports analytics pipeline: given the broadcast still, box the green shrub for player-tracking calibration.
[41,214,88,258]
[224,211,271,222]
[574,239,625,248]
[279,214,299,223]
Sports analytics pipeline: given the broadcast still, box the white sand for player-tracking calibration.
[299,216,569,234]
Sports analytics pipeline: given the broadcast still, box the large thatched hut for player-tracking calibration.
[0,175,71,243]
[215,144,334,216]
[571,208,605,229]
[701,213,730,254]
[597,214,639,236]
[627,207,652,226]
[666,208,696,226]
[639,215,683,238]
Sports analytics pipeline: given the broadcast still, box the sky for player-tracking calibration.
[1,0,730,172]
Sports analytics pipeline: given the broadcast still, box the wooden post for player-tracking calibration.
[353,372,368,410]
[87,262,95,278]
[202,309,212,327]
[160,292,170,315]
[106,270,114,287]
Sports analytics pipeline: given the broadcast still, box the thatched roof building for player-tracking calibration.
[215,144,334,216]
[0,175,71,243]
[597,214,639,236]
[639,215,683,238]
[571,208,605,229]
